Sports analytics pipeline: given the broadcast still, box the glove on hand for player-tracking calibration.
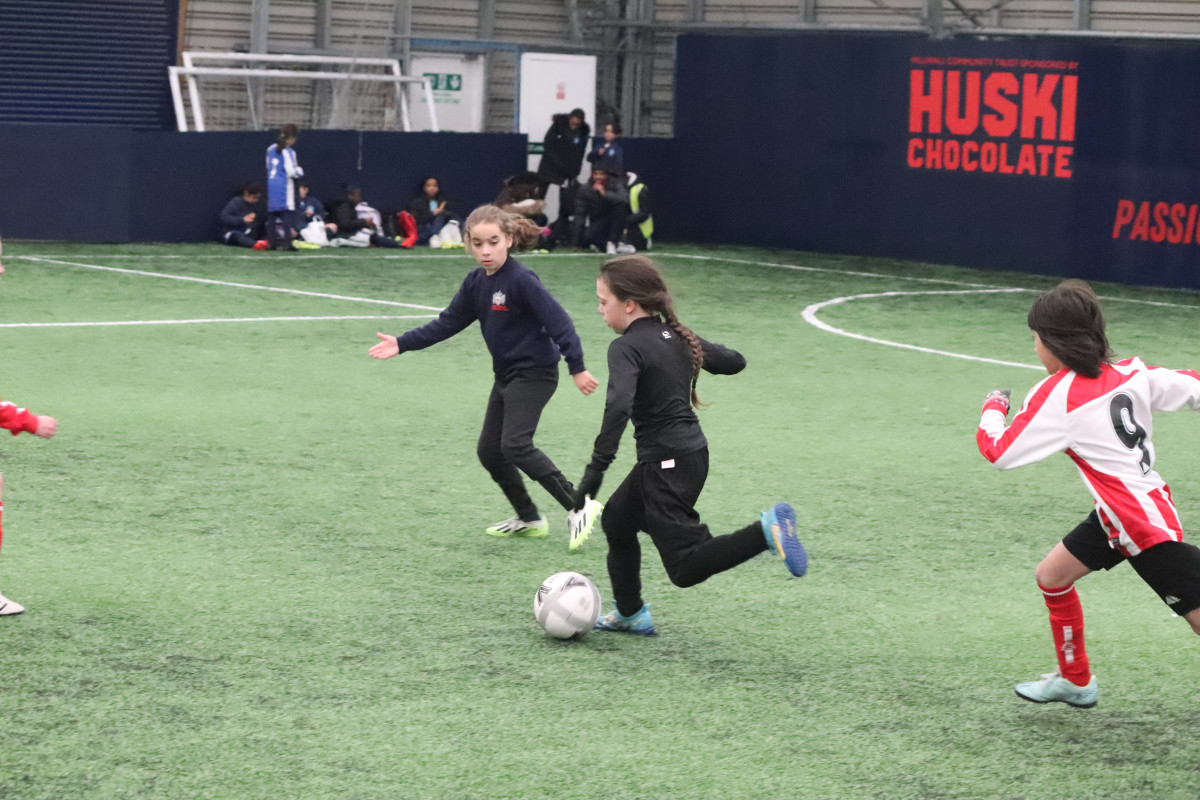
[982,388,1012,415]
[571,467,604,511]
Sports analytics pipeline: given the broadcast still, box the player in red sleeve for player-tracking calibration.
[0,398,58,615]
[977,280,1200,707]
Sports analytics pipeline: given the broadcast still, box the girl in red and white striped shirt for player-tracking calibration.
[978,280,1200,707]
[0,398,57,616]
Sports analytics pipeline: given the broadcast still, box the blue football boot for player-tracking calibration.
[761,502,808,577]
[594,602,657,636]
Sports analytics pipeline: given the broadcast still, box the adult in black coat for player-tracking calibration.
[536,108,590,187]
[536,109,590,241]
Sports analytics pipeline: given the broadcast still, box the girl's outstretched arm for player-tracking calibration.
[369,333,400,359]
[0,401,42,436]
[699,337,747,375]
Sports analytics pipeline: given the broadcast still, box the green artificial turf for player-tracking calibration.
[1,242,1198,799]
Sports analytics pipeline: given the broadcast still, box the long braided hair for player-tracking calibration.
[600,255,707,409]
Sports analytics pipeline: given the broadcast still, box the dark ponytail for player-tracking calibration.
[599,255,707,408]
[277,123,298,151]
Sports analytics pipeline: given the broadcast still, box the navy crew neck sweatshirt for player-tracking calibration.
[392,256,586,379]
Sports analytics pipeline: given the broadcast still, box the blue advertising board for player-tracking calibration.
[669,33,1200,290]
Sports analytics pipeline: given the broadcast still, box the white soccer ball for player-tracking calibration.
[534,571,601,639]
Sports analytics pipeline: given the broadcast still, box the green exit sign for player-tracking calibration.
[423,73,463,91]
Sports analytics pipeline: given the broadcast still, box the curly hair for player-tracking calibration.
[463,204,542,252]
[599,254,707,408]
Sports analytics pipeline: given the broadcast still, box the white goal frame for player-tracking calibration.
[169,51,438,133]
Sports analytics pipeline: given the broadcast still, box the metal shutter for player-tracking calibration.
[0,0,179,129]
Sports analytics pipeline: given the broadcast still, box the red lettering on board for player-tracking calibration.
[908,62,1078,180]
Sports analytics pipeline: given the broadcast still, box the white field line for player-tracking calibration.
[665,253,1199,370]
[660,253,1003,288]
[659,252,1200,310]
[11,251,1199,353]
[15,256,443,311]
[0,315,434,329]
[13,252,600,260]
[801,289,1045,371]
[18,249,1200,309]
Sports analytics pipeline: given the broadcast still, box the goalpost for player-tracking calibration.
[168,52,439,133]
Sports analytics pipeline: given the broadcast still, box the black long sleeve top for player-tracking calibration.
[587,316,746,472]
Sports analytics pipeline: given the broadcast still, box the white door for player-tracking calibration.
[519,52,597,221]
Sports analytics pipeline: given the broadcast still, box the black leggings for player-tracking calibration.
[222,231,259,248]
[476,368,573,520]
[601,448,767,616]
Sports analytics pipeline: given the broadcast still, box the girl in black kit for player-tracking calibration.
[571,255,807,635]
[369,205,600,547]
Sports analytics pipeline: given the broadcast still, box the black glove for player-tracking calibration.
[571,467,604,511]
[981,388,1011,415]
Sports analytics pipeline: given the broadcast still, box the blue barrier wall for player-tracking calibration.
[670,33,1200,290]
[7,31,1200,292]
[0,126,527,243]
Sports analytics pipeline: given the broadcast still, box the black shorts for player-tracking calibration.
[1063,511,1200,617]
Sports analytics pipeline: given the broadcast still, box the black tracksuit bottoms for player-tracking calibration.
[601,448,768,617]
[477,367,574,521]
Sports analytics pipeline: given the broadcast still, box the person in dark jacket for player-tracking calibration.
[495,172,548,228]
[403,176,462,247]
[368,204,600,547]
[573,168,628,254]
[536,108,589,189]
[326,184,402,248]
[218,183,267,249]
[586,122,625,178]
[537,109,590,243]
[296,181,328,225]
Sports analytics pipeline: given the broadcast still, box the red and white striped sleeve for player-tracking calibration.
[1145,365,1200,413]
[977,371,1071,469]
[0,401,40,436]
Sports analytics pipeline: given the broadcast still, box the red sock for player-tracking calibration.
[1039,582,1090,686]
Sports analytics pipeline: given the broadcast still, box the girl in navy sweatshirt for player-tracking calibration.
[369,205,599,547]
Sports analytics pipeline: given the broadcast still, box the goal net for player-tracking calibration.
[169,52,437,132]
